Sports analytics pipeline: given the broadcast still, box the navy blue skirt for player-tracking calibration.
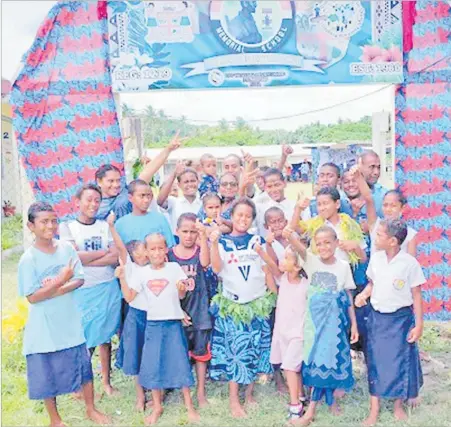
[116,307,147,376]
[138,320,194,390]
[366,305,423,399]
[26,343,93,400]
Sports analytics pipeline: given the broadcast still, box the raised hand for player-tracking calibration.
[241,168,258,187]
[106,210,116,227]
[174,160,186,176]
[282,226,297,241]
[338,240,358,252]
[195,219,207,237]
[296,191,310,211]
[140,155,151,165]
[168,130,182,151]
[115,258,125,280]
[58,258,76,285]
[282,144,293,157]
[265,228,275,245]
[209,229,222,244]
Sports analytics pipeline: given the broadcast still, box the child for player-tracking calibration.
[200,192,232,235]
[116,233,199,424]
[199,153,219,197]
[18,202,109,426]
[303,163,352,220]
[168,213,212,407]
[256,168,295,238]
[157,167,202,232]
[355,219,424,426]
[355,219,426,426]
[59,184,121,396]
[209,197,278,418]
[292,187,367,267]
[107,212,149,411]
[297,226,359,426]
[352,167,417,256]
[270,246,309,421]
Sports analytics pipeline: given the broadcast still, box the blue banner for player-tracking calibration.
[107,1,403,92]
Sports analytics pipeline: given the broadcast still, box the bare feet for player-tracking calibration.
[408,397,421,408]
[103,384,119,397]
[230,401,247,418]
[330,402,341,416]
[145,406,163,425]
[291,413,314,426]
[49,422,68,427]
[135,397,145,412]
[245,394,258,408]
[197,395,209,408]
[187,408,201,423]
[394,401,408,421]
[362,414,378,427]
[333,389,346,400]
[145,400,154,411]
[86,408,111,425]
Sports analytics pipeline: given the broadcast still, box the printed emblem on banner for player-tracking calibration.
[147,279,169,296]
[210,1,293,53]
[392,279,406,291]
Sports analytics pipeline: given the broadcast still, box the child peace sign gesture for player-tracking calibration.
[115,258,126,281]
[58,258,76,285]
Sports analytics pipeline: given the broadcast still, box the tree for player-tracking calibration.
[219,118,229,132]
[234,116,248,131]
[122,103,135,118]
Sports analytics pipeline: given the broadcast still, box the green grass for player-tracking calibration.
[1,215,23,250]
[2,250,451,427]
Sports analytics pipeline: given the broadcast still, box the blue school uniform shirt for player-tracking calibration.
[115,211,175,247]
[18,241,86,356]
[372,183,387,218]
[198,175,219,198]
[350,205,371,287]
[97,187,132,221]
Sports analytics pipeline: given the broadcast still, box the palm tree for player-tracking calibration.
[219,118,229,132]
[145,105,155,118]
[235,116,248,131]
[122,103,136,118]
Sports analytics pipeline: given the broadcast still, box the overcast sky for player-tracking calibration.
[1,1,394,130]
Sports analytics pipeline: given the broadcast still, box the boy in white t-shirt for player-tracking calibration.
[355,219,425,426]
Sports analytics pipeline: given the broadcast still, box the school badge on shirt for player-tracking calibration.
[147,279,169,296]
[393,279,406,290]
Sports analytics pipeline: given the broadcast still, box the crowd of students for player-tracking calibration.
[18,133,425,427]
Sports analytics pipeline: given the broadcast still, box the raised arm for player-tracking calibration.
[290,192,310,233]
[352,165,377,230]
[282,227,308,260]
[115,259,138,303]
[263,265,278,294]
[106,212,128,264]
[196,221,210,268]
[157,161,185,207]
[209,229,223,274]
[254,242,282,278]
[138,130,182,184]
[277,144,293,172]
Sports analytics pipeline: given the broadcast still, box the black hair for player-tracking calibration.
[314,225,338,240]
[380,219,408,246]
[225,153,243,167]
[27,202,55,223]
[384,189,407,206]
[231,197,257,220]
[126,240,146,262]
[128,179,151,195]
[317,187,341,202]
[320,162,341,178]
[177,212,197,228]
[264,206,285,224]
[95,164,120,181]
[263,167,285,183]
[177,168,198,183]
[285,245,308,280]
[75,183,102,200]
[259,165,270,173]
[202,192,221,206]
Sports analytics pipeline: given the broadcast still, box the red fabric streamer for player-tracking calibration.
[403,1,417,53]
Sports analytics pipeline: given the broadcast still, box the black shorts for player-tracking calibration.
[185,329,211,362]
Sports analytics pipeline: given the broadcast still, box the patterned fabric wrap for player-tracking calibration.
[10,1,125,221]
[396,0,451,320]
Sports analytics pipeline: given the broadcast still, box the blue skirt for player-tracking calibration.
[74,279,122,348]
[139,320,194,390]
[367,305,423,399]
[210,315,273,385]
[116,307,147,376]
[26,344,93,400]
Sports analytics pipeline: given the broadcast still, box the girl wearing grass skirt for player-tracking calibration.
[117,232,200,425]
[19,202,109,427]
[209,197,279,418]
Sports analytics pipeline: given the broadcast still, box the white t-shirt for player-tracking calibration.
[370,217,417,255]
[218,233,267,304]
[305,253,356,292]
[256,198,295,237]
[254,191,271,205]
[167,194,202,232]
[59,220,115,288]
[367,251,425,313]
[129,262,187,321]
[124,257,149,311]
[272,240,286,262]
[324,219,367,263]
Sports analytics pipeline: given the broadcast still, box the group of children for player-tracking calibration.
[18,143,426,427]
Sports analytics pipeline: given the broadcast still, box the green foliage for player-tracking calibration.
[2,215,23,250]
[139,105,372,148]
